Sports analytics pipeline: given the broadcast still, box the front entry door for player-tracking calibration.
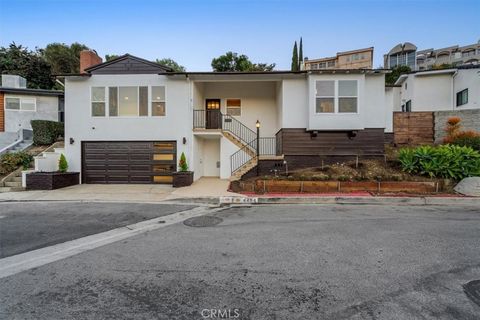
[206,99,221,129]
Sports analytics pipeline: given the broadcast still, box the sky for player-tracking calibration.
[0,0,479,71]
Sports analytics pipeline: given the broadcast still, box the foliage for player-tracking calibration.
[178,152,189,172]
[398,145,480,180]
[41,42,89,75]
[442,117,480,150]
[0,151,33,174]
[31,120,64,145]
[431,63,454,70]
[58,154,68,173]
[298,37,303,68]
[291,41,299,71]
[211,51,275,72]
[156,58,186,72]
[385,65,411,85]
[0,43,55,89]
[105,54,120,62]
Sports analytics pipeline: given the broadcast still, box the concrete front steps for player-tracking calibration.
[34,147,65,172]
[0,168,24,193]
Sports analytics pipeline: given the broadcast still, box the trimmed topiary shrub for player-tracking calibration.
[178,152,188,172]
[58,154,68,173]
[31,120,64,145]
[398,144,480,180]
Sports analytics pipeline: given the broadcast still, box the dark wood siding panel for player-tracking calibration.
[90,57,167,74]
[82,141,176,184]
[279,128,385,156]
[393,112,434,145]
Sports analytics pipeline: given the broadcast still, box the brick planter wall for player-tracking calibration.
[26,172,79,190]
[172,171,194,188]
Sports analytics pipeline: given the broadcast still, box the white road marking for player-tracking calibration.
[0,206,220,279]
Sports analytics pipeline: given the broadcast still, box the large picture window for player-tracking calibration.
[5,97,36,111]
[315,80,358,114]
[91,87,105,117]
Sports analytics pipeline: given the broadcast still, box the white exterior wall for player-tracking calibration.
[220,136,238,179]
[64,74,192,179]
[281,78,308,128]
[454,68,480,110]
[201,81,279,137]
[413,75,452,111]
[4,94,58,132]
[384,87,400,132]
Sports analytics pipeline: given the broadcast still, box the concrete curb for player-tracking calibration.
[216,196,480,206]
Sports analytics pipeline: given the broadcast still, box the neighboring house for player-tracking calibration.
[303,47,373,70]
[60,50,389,185]
[384,41,480,70]
[392,65,480,112]
[0,75,64,133]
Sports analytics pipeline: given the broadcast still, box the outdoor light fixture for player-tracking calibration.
[256,120,260,128]
[183,137,187,144]
[69,137,75,145]
[347,130,358,140]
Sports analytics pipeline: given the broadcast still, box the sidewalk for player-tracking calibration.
[0,177,243,203]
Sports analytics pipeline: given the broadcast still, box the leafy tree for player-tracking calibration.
[156,58,186,72]
[105,54,119,62]
[291,41,299,71]
[298,37,303,68]
[211,51,275,72]
[42,42,89,74]
[0,43,54,89]
[431,63,455,70]
[385,65,411,85]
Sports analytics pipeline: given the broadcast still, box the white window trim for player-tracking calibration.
[314,80,359,115]
[90,85,167,118]
[225,98,241,116]
[4,96,37,112]
[151,86,167,117]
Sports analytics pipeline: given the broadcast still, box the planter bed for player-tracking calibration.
[172,171,194,188]
[230,180,444,194]
[26,172,79,190]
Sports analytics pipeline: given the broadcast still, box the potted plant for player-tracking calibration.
[26,154,80,190]
[172,152,194,187]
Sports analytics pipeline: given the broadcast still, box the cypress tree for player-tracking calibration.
[291,41,299,71]
[299,37,303,69]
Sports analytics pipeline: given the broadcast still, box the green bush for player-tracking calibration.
[398,144,480,180]
[31,120,64,145]
[451,135,480,151]
[0,151,33,174]
[58,154,68,173]
[178,152,188,171]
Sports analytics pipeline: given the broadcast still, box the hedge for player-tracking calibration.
[0,151,33,175]
[31,120,64,145]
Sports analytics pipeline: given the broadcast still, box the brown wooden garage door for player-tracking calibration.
[82,141,176,184]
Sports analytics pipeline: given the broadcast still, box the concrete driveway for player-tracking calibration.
[1,204,479,319]
[0,177,241,202]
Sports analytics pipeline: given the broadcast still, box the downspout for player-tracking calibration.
[451,70,458,110]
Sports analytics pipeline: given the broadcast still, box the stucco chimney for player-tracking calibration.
[79,50,102,73]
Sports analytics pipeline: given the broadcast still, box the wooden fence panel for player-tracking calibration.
[393,112,434,145]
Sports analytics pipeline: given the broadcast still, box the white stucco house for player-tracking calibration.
[392,65,480,112]
[61,50,391,184]
[0,75,64,150]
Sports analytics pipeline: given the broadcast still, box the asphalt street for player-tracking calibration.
[1,203,480,319]
[0,202,195,258]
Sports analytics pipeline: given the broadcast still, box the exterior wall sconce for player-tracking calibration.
[348,130,358,140]
[256,120,260,128]
[310,130,318,138]
[69,137,75,145]
[183,137,187,145]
